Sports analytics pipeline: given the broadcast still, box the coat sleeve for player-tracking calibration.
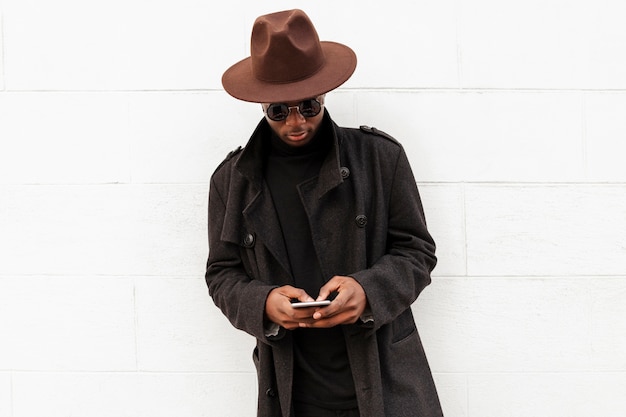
[350,146,437,330]
[205,172,280,342]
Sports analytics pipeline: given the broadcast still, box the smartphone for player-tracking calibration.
[291,300,331,308]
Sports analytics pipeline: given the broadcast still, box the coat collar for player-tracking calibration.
[234,110,344,199]
[231,110,345,278]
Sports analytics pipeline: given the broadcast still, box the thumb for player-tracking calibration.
[316,278,339,301]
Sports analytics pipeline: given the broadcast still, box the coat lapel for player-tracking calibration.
[243,183,292,277]
[233,113,345,282]
[234,119,293,279]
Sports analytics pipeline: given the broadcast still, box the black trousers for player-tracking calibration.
[293,402,360,417]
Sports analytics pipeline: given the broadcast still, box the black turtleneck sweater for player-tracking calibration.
[263,117,357,411]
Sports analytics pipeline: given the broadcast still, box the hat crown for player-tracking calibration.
[251,10,325,83]
[221,9,356,103]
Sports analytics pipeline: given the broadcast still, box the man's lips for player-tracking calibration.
[287,131,307,140]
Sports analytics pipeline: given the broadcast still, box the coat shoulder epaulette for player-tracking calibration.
[214,145,242,172]
[359,125,399,145]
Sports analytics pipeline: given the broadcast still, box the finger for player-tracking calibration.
[282,286,314,301]
[280,308,318,329]
[316,277,342,301]
[294,293,316,303]
[287,288,315,303]
[300,313,348,328]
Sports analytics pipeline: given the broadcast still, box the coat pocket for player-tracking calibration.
[391,308,418,344]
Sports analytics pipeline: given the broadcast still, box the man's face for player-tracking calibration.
[262,95,325,147]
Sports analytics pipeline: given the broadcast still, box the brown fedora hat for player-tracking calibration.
[222,9,357,103]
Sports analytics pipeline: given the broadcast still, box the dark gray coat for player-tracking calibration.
[206,113,443,417]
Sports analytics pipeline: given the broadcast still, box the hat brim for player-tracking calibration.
[222,41,357,103]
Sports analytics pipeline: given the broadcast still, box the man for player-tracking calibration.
[206,9,443,417]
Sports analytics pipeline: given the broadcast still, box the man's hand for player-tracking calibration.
[265,285,317,330]
[301,275,367,328]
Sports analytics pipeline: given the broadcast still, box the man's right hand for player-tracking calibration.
[264,285,317,330]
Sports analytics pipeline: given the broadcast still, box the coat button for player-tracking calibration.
[355,215,367,228]
[243,233,255,248]
[265,388,277,397]
[340,166,350,179]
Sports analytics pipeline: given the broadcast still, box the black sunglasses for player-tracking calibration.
[264,98,322,122]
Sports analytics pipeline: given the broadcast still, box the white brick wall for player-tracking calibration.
[1,1,625,416]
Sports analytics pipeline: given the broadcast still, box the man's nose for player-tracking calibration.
[285,108,306,125]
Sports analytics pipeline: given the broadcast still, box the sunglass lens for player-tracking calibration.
[266,99,322,121]
[267,104,290,121]
[299,99,321,117]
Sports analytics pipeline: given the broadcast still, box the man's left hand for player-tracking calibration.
[299,275,367,328]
